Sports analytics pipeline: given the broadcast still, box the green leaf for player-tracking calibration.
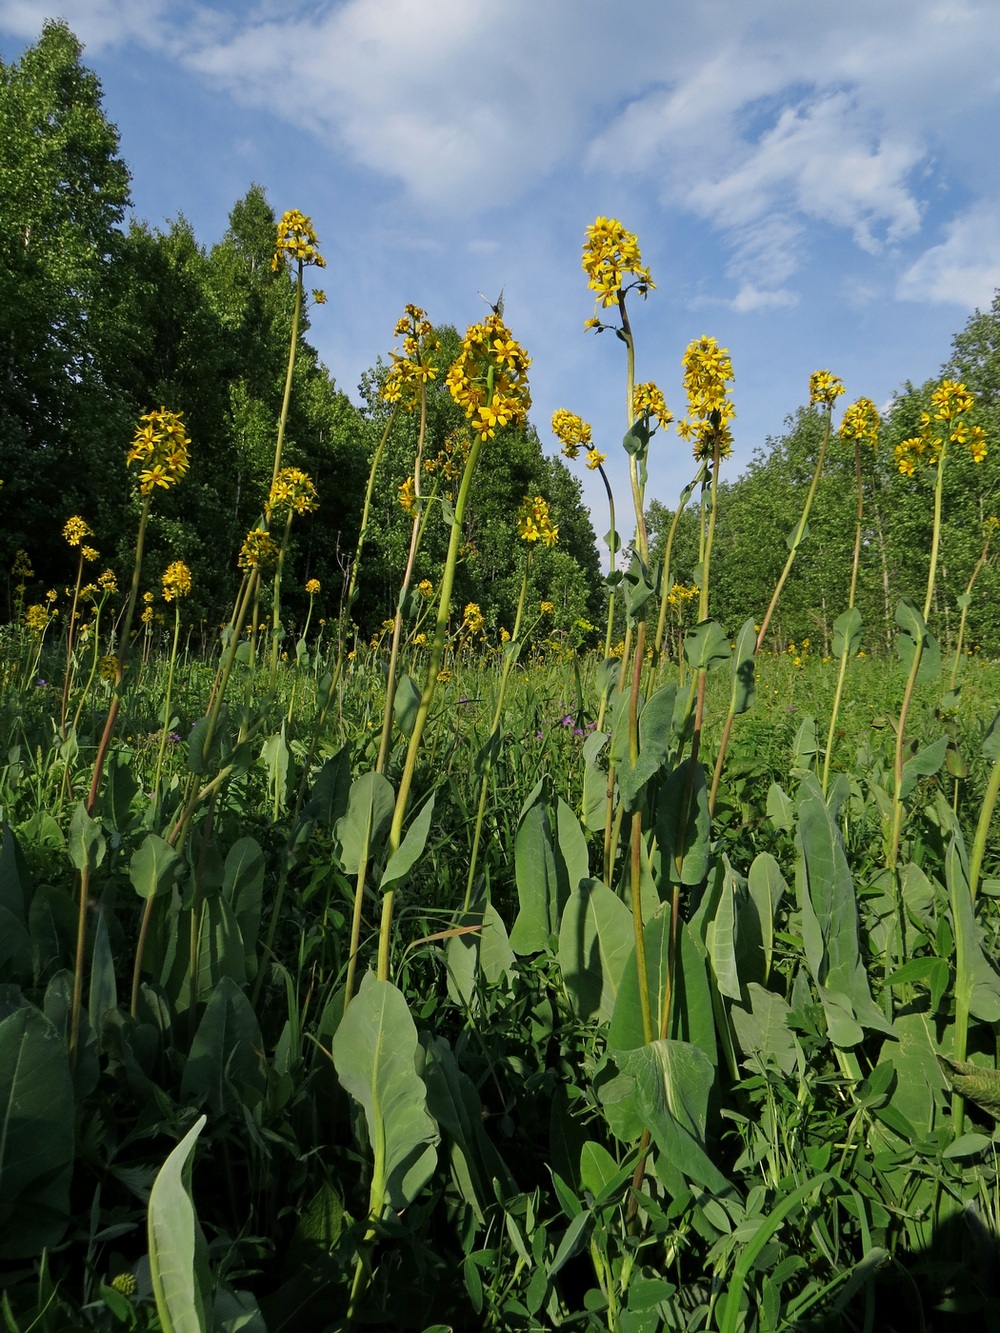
[0,824,31,919]
[786,518,810,551]
[332,973,438,1214]
[938,1056,1000,1121]
[68,801,105,873]
[379,794,435,892]
[222,838,265,979]
[899,733,948,801]
[747,853,787,984]
[0,1003,74,1259]
[180,976,264,1115]
[129,834,182,901]
[616,681,678,810]
[683,619,731,674]
[88,906,117,1030]
[726,618,756,717]
[558,879,634,1023]
[148,1115,210,1333]
[948,836,1000,1023]
[335,772,394,876]
[509,782,587,955]
[730,984,798,1074]
[894,597,941,683]
[832,607,863,658]
[655,759,710,886]
[982,710,1000,762]
[394,674,422,739]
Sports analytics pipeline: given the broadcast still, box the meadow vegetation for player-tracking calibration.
[3,20,1000,1333]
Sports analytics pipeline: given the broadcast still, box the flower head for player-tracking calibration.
[305,578,321,595]
[382,304,440,410]
[632,381,673,432]
[894,379,983,475]
[839,397,880,450]
[585,448,607,471]
[239,528,280,571]
[267,467,318,520]
[677,336,735,461]
[127,408,190,495]
[63,516,92,547]
[98,568,118,594]
[540,600,555,616]
[272,209,326,272]
[517,495,559,547]
[446,314,531,440]
[463,602,485,634]
[418,578,434,598]
[162,560,192,602]
[398,476,417,516]
[809,371,845,408]
[551,409,592,460]
[582,217,654,320]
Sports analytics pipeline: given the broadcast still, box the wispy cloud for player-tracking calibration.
[898,204,1000,308]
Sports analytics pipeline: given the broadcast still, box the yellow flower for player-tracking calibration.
[632,382,673,432]
[839,397,880,449]
[808,371,845,407]
[312,289,327,305]
[162,560,192,602]
[267,467,318,519]
[24,604,50,633]
[81,545,99,563]
[99,655,117,681]
[63,516,92,547]
[581,217,654,319]
[585,448,607,471]
[239,528,280,571]
[540,600,555,616]
[272,209,326,272]
[98,569,118,594]
[127,408,190,495]
[382,304,440,411]
[305,578,321,595]
[45,588,57,603]
[679,336,735,461]
[551,408,592,460]
[463,602,485,634]
[517,495,558,547]
[436,669,452,683]
[445,314,531,440]
[398,476,417,515]
[418,578,433,598]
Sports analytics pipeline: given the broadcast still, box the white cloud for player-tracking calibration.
[731,284,798,313]
[898,205,1000,307]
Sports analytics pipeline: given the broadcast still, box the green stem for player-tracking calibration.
[153,603,182,799]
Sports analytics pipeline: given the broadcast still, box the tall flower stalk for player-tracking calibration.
[822,398,880,794]
[888,380,984,869]
[373,312,531,984]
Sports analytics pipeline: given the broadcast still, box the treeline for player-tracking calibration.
[0,21,603,643]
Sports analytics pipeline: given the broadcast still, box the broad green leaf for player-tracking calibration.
[766,781,794,832]
[791,715,818,776]
[148,1115,209,1333]
[222,837,265,978]
[730,984,798,1074]
[614,1041,735,1206]
[130,833,182,901]
[195,895,249,996]
[886,1011,948,1139]
[579,1140,620,1200]
[796,775,892,1046]
[747,853,787,984]
[335,772,394,875]
[0,1003,74,1259]
[509,782,586,955]
[379,794,435,892]
[68,801,105,873]
[728,618,757,716]
[0,824,31,919]
[655,759,710,886]
[558,879,634,1023]
[832,606,863,658]
[616,682,678,810]
[899,733,948,801]
[393,674,421,739]
[786,518,810,551]
[581,730,610,832]
[982,709,1000,762]
[948,836,1000,1023]
[332,973,438,1214]
[88,906,117,1029]
[181,976,264,1115]
[683,619,731,674]
[894,597,941,682]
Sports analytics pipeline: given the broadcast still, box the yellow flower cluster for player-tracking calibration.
[24,604,52,633]
[463,602,485,634]
[585,448,607,471]
[518,495,559,547]
[267,467,318,519]
[632,381,673,432]
[418,578,434,598]
[839,397,880,449]
[665,582,699,608]
[398,476,417,515]
[162,560,192,602]
[540,600,555,616]
[63,515,92,547]
[305,578,321,595]
[809,371,845,408]
[99,655,117,681]
[894,379,985,477]
[445,314,531,440]
[272,209,326,271]
[127,408,191,495]
[98,568,118,594]
[424,427,473,483]
[676,336,735,461]
[382,305,440,410]
[82,545,99,563]
[581,217,654,319]
[551,408,592,459]
[239,528,280,570]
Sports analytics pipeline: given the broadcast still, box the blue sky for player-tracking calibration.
[4,0,1000,550]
